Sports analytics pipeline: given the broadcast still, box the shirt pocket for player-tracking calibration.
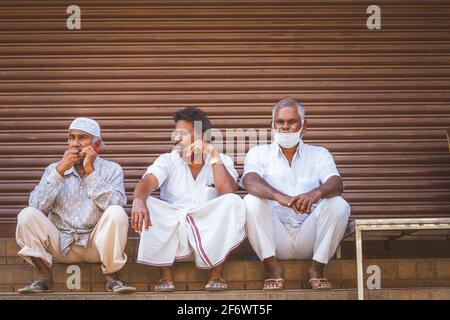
[295,177,319,194]
[264,165,291,192]
[204,186,219,201]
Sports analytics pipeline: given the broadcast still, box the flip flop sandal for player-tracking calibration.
[309,278,333,290]
[106,280,136,293]
[154,280,176,292]
[205,279,228,291]
[18,280,53,294]
[263,278,285,290]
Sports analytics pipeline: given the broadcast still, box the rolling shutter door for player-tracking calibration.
[1,0,449,236]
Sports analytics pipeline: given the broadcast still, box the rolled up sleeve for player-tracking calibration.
[220,154,239,182]
[317,148,340,184]
[240,146,265,189]
[142,154,171,189]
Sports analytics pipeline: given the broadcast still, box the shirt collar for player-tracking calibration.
[63,156,101,176]
[270,140,305,159]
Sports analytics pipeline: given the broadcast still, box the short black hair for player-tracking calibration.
[172,107,212,134]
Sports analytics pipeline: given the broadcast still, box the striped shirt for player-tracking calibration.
[28,157,127,255]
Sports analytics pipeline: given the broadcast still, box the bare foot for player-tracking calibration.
[308,260,325,279]
[262,256,284,289]
[308,260,332,289]
[154,266,176,292]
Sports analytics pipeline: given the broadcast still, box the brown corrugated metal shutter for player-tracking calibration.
[1,1,450,237]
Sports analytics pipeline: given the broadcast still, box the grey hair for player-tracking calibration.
[92,136,105,147]
[272,98,305,126]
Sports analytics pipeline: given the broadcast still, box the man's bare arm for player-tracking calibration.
[243,172,344,214]
[317,175,344,199]
[242,172,291,207]
[133,174,158,201]
[212,163,238,194]
[131,174,159,233]
[291,175,344,214]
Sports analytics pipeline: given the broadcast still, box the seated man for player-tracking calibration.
[16,117,135,293]
[241,98,350,290]
[132,107,246,292]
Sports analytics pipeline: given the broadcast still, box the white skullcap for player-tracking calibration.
[69,117,105,147]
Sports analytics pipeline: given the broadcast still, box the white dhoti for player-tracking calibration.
[244,195,350,264]
[137,193,247,269]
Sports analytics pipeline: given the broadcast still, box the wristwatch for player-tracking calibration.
[209,156,221,165]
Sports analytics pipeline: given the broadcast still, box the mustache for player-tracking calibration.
[173,142,185,154]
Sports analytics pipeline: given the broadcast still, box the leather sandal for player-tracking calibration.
[263,278,285,290]
[106,280,136,293]
[204,279,228,291]
[18,280,53,294]
[309,278,332,290]
[154,279,176,292]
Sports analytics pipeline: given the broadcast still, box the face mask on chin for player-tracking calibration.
[273,128,303,149]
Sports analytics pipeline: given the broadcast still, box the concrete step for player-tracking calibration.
[2,238,449,293]
[2,237,449,262]
[1,288,449,300]
[1,258,449,293]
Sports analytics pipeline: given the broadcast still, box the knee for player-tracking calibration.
[220,193,246,217]
[221,193,243,204]
[103,205,129,225]
[221,193,241,201]
[243,194,265,218]
[17,207,41,226]
[325,196,351,220]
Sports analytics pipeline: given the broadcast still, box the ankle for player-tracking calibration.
[160,270,174,281]
[209,272,223,281]
[160,275,174,282]
[264,265,282,279]
[38,273,52,283]
[104,273,118,283]
[264,257,281,272]
[308,266,324,279]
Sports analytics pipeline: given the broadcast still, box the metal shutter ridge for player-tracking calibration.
[1,1,449,236]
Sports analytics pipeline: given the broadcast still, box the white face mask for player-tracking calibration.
[273,128,303,149]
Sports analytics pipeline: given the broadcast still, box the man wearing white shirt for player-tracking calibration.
[132,107,246,292]
[241,98,350,290]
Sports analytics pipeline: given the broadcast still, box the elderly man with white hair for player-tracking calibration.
[241,98,351,290]
[15,117,135,294]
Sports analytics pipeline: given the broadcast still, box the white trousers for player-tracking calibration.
[137,193,247,269]
[244,195,350,264]
[16,205,129,274]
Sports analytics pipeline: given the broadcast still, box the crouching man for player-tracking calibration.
[132,107,246,291]
[16,117,135,293]
[242,98,351,290]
